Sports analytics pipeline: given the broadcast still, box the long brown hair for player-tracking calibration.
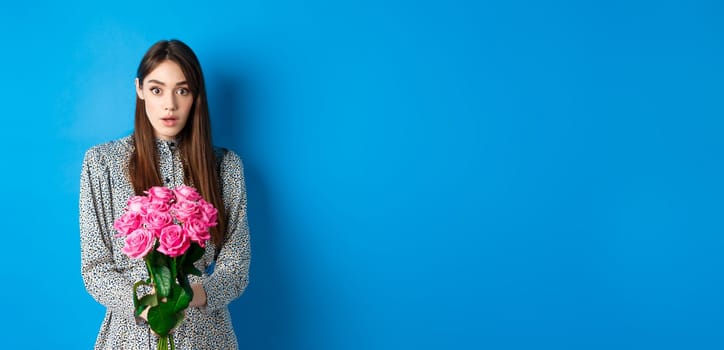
[130,39,227,247]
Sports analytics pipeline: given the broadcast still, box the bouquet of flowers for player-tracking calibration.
[114,185,218,350]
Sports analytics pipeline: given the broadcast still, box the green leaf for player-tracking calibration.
[153,265,172,298]
[177,269,189,288]
[149,249,169,268]
[135,304,145,317]
[170,257,177,281]
[180,244,205,277]
[176,272,194,299]
[139,293,159,308]
[185,264,203,277]
[135,293,159,317]
[148,296,189,337]
[132,280,151,311]
[177,253,186,269]
[168,284,191,313]
[147,304,177,337]
[186,243,205,264]
[172,310,186,330]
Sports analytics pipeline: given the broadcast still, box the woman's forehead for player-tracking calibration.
[144,60,187,83]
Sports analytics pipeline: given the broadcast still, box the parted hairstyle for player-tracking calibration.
[130,39,227,247]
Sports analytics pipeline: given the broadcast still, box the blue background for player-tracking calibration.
[1,0,723,349]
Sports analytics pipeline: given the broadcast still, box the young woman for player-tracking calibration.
[80,39,251,349]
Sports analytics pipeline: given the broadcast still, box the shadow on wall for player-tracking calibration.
[208,71,297,349]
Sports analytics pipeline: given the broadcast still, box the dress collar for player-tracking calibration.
[155,137,181,152]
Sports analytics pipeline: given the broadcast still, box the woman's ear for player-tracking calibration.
[135,78,144,100]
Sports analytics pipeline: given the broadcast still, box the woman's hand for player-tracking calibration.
[189,283,207,307]
[138,306,150,322]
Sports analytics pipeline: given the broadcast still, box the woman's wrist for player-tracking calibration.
[190,283,207,307]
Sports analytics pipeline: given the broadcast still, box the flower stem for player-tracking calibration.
[157,335,169,350]
[145,259,155,284]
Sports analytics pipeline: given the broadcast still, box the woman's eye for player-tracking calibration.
[150,87,161,95]
[177,88,190,96]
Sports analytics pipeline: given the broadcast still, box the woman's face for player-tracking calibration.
[135,60,193,140]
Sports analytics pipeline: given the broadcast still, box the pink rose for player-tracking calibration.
[146,186,174,204]
[114,211,142,237]
[172,200,200,223]
[198,199,218,227]
[157,224,190,257]
[126,196,149,215]
[144,211,173,237]
[173,185,201,202]
[146,200,170,214]
[121,228,156,259]
[184,218,211,247]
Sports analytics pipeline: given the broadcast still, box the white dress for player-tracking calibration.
[80,135,251,349]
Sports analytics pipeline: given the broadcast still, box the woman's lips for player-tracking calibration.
[161,116,177,127]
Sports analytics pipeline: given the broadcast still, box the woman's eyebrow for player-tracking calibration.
[146,79,188,86]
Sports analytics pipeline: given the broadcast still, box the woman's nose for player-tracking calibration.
[164,96,177,111]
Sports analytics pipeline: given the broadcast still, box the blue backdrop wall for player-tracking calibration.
[1,1,723,349]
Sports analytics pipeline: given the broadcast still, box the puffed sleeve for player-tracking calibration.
[202,150,251,313]
[79,147,136,315]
